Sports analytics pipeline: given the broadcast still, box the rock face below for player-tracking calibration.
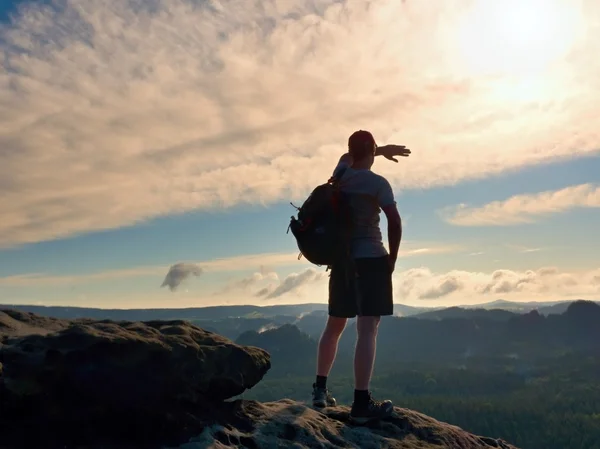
[181,399,517,449]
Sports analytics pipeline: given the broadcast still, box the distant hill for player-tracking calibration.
[413,306,518,322]
[232,300,600,370]
[536,300,592,315]
[393,304,434,316]
[0,303,431,341]
[0,302,430,322]
[3,299,597,343]
[463,299,598,315]
[4,299,594,323]
[236,324,320,376]
[189,316,298,340]
[0,303,330,321]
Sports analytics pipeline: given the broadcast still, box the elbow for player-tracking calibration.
[392,210,402,227]
[389,214,402,232]
[382,205,402,230]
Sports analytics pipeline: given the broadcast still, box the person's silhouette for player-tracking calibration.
[311,130,408,424]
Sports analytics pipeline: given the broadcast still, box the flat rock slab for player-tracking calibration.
[181,399,519,449]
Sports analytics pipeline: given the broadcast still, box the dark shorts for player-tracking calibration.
[328,255,394,318]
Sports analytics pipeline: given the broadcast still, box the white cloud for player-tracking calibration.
[0,0,598,247]
[442,183,600,226]
[217,269,279,295]
[263,268,327,299]
[394,266,600,304]
[5,261,598,308]
[210,263,600,307]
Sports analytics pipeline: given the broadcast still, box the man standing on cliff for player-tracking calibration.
[311,130,408,424]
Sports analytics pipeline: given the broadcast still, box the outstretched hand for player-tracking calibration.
[376,144,411,163]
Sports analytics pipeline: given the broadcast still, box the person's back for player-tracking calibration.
[336,167,394,259]
[311,130,406,424]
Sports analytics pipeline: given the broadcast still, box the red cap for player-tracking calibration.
[348,130,377,152]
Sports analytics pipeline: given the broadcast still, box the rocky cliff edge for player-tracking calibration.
[0,308,518,449]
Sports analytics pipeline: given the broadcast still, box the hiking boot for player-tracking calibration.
[349,392,394,424]
[312,383,337,408]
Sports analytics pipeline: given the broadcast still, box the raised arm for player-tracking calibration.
[330,152,353,180]
[333,142,410,175]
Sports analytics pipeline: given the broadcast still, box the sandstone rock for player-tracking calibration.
[1,310,270,403]
[0,309,70,337]
[0,308,271,448]
[181,399,519,449]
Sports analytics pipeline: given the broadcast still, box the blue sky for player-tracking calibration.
[1,0,599,309]
[0,2,16,20]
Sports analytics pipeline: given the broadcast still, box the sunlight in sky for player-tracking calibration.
[457,0,584,76]
[0,0,599,308]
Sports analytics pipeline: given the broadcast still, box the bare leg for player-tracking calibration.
[354,316,380,390]
[350,315,392,421]
[316,316,347,377]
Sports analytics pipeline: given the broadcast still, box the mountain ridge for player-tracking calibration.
[3,298,595,321]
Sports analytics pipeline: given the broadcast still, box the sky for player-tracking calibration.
[1,0,599,309]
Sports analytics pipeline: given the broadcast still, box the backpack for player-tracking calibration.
[287,167,354,267]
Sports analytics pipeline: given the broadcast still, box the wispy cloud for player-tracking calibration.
[0,241,459,287]
[395,266,600,304]
[0,267,166,287]
[216,269,279,295]
[0,251,301,287]
[0,0,598,247]
[201,252,303,273]
[506,244,544,254]
[400,245,461,257]
[263,268,327,299]
[441,184,600,226]
[215,263,600,305]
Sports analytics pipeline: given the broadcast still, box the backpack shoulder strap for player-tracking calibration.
[328,165,349,185]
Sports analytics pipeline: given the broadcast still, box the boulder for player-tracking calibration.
[0,308,271,448]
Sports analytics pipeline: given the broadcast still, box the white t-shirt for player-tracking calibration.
[332,161,396,259]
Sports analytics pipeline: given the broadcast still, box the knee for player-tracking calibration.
[324,316,347,338]
[356,316,380,337]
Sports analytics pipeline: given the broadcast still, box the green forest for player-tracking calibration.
[236,301,600,449]
[241,356,600,449]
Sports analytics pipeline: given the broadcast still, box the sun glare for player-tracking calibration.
[457,0,584,76]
